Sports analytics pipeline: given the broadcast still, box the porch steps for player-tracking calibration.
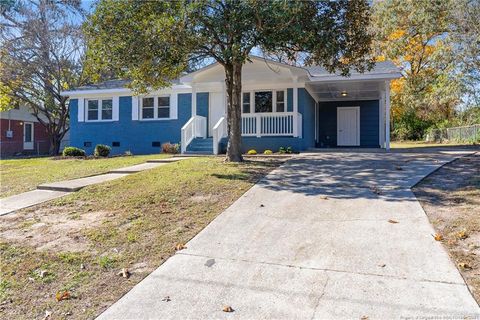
[186,138,214,154]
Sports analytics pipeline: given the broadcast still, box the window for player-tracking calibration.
[84,141,92,147]
[242,92,251,113]
[86,98,113,121]
[112,141,120,147]
[157,96,170,118]
[87,100,99,120]
[276,91,285,112]
[152,141,161,147]
[141,95,171,119]
[255,91,273,113]
[142,97,154,119]
[101,99,113,120]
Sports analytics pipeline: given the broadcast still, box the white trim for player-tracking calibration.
[23,121,34,150]
[77,98,85,122]
[337,106,360,146]
[112,96,120,121]
[192,86,197,116]
[308,72,402,82]
[170,93,178,120]
[379,91,385,148]
[385,81,391,151]
[132,96,139,120]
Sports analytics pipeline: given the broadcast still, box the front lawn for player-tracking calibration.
[0,157,283,319]
[0,154,170,198]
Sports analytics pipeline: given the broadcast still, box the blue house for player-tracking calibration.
[61,57,401,155]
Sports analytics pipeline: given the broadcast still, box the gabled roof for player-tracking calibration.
[73,79,131,91]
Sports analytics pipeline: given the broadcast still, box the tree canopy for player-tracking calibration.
[86,0,374,161]
[0,0,88,154]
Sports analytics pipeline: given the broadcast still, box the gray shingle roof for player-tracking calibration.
[306,61,400,77]
[73,79,131,91]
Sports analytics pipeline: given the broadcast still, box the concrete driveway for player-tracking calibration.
[98,150,480,319]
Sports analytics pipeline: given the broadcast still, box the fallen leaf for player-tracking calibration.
[378,264,386,268]
[162,296,171,302]
[175,243,186,251]
[360,316,369,320]
[388,219,399,224]
[42,310,52,320]
[394,166,403,171]
[320,196,329,200]
[458,262,472,270]
[456,230,468,240]
[433,233,443,241]
[117,268,130,278]
[260,204,265,207]
[55,291,70,302]
[223,306,234,313]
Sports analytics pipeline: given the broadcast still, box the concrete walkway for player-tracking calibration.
[0,157,183,216]
[98,150,479,319]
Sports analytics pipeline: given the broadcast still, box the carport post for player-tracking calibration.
[385,80,391,151]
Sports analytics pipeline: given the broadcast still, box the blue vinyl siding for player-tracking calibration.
[317,100,380,148]
[69,94,192,155]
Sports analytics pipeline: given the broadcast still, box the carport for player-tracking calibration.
[305,62,402,150]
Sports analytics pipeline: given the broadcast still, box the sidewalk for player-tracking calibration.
[0,157,185,216]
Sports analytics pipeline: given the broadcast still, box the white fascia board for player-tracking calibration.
[61,84,192,98]
[308,72,402,83]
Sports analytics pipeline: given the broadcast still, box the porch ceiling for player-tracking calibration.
[306,80,386,101]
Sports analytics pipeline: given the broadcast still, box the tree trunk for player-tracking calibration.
[49,134,61,155]
[224,62,243,162]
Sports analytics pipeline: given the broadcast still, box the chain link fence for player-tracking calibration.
[426,124,480,143]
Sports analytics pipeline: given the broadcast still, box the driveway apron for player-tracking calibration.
[98,151,480,319]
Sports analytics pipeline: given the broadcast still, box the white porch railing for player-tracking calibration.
[241,112,302,137]
[212,116,227,155]
[181,115,207,153]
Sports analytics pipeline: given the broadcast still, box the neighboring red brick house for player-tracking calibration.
[0,105,51,157]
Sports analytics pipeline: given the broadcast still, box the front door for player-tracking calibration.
[337,107,360,146]
[208,92,225,137]
[23,122,34,150]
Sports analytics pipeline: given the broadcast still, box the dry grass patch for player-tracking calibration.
[414,153,480,303]
[0,157,284,319]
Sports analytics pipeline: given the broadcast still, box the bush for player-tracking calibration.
[62,146,86,157]
[264,149,273,155]
[94,144,111,157]
[247,149,257,155]
[279,146,293,154]
[161,142,180,154]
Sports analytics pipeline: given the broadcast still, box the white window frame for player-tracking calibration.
[140,94,172,120]
[85,98,114,122]
[241,89,287,113]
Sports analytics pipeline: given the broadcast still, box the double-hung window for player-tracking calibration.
[141,95,171,119]
[276,91,286,112]
[242,92,251,113]
[86,98,113,121]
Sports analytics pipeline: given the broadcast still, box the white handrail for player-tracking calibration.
[181,115,207,153]
[212,116,227,155]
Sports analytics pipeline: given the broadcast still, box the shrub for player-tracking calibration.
[62,146,86,157]
[279,146,293,154]
[94,144,111,157]
[264,149,273,155]
[161,142,180,154]
[247,149,257,155]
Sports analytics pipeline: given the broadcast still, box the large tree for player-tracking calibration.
[86,0,373,161]
[0,0,87,155]
[372,0,464,140]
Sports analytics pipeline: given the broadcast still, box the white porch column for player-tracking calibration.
[293,81,299,137]
[379,90,386,148]
[192,84,197,117]
[385,80,391,151]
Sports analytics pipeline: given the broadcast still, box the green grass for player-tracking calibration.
[391,140,475,149]
[0,154,170,198]
[0,157,282,319]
